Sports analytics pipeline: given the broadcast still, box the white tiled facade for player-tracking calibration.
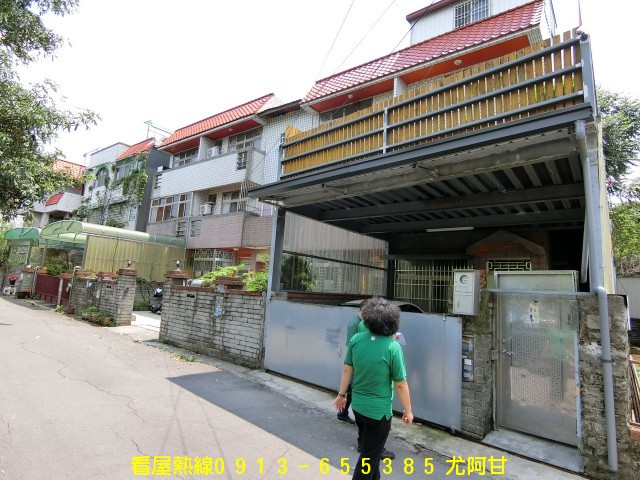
[147,103,319,274]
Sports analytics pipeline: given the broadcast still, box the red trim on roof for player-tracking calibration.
[116,138,156,161]
[52,159,85,179]
[45,193,64,206]
[159,94,275,150]
[303,1,543,106]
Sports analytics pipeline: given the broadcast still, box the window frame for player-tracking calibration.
[149,193,192,223]
[454,0,489,29]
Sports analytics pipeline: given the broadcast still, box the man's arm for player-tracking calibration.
[333,364,354,411]
[394,380,414,424]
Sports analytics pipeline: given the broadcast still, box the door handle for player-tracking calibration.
[501,349,513,356]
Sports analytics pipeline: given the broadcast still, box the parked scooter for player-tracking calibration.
[149,287,163,313]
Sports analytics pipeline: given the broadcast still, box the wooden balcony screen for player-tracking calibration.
[282,31,585,178]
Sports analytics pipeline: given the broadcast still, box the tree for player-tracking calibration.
[281,254,316,291]
[609,202,640,276]
[598,88,640,199]
[0,0,98,218]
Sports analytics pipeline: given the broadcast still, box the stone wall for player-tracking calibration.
[160,279,266,368]
[460,290,493,439]
[579,295,640,480]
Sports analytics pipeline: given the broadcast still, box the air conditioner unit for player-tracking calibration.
[206,146,220,158]
[200,203,213,215]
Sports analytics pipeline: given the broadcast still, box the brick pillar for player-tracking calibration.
[69,270,97,314]
[114,269,137,326]
[160,269,189,340]
[18,267,35,294]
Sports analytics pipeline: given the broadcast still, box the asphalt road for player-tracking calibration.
[0,297,546,480]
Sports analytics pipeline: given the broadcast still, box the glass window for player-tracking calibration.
[319,98,373,123]
[95,168,109,187]
[454,0,489,29]
[173,147,199,168]
[229,129,262,151]
[222,190,243,214]
[149,192,192,222]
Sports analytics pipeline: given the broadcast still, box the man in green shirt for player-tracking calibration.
[334,297,413,480]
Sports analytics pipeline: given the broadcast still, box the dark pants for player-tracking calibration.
[339,382,353,418]
[352,411,392,480]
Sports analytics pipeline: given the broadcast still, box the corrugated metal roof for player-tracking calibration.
[159,94,275,149]
[303,0,543,104]
[116,138,156,161]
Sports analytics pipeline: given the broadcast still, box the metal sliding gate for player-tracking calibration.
[264,299,462,431]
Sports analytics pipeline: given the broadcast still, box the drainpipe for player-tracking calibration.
[576,119,618,471]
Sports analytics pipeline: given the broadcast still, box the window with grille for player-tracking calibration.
[454,0,489,29]
[486,258,531,288]
[393,258,472,313]
[176,221,186,237]
[190,219,201,237]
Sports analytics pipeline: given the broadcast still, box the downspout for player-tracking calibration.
[576,119,618,471]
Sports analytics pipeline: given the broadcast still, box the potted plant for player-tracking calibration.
[82,306,100,322]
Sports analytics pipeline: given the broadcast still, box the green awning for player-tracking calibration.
[4,227,41,241]
[4,227,80,249]
[40,220,185,248]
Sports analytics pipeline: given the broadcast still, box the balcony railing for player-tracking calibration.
[153,148,266,198]
[281,31,589,178]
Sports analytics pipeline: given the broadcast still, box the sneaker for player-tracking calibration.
[356,446,395,460]
[337,414,356,425]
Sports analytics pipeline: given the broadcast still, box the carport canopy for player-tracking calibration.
[5,226,81,249]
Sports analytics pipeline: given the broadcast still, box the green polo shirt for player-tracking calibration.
[345,331,407,420]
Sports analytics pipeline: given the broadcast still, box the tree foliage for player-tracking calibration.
[598,88,640,199]
[0,0,98,218]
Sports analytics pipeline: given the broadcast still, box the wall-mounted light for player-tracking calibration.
[454,59,462,66]
[175,260,181,269]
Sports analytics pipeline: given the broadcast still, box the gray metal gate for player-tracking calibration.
[495,271,579,446]
[264,299,462,431]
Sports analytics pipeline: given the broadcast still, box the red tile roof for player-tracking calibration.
[45,193,64,206]
[116,138,156,161]
[303,1,543,104]
[159,94,275,149]
[52,159,85,179]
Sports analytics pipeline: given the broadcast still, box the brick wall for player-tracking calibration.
[160,283,266,368]
[69,269,136,326]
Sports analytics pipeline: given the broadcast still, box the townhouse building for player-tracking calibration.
[146,94,307,277]
[27,159,86,228]
[82,139,170,231]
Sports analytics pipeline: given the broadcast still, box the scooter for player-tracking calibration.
[149,287,163,313]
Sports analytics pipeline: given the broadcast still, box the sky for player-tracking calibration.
[19,0,640,166]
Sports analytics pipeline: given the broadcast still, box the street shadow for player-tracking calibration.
[169,370,356,462]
